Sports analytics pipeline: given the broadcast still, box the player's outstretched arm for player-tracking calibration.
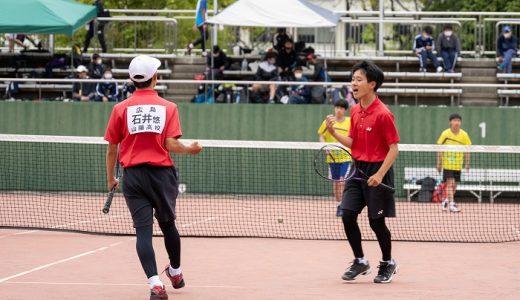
[165,137,203,155]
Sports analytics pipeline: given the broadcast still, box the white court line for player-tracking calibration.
[4,281,246,289]
[0,238,131,284]
[0,214,124,239]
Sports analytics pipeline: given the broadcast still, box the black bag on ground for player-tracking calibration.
[416,177,436,202]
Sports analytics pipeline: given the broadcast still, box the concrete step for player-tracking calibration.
[461,68,497,77]
[169,82,203,90]
[461,76,499,83]
[167,88,198,95]
[172,57,205,64]
[171,72,201,79]
[165,95,193,103]
[173,65,206,73]
[461,91,498,98]
[460,98,499,106]
[459,59,496,68]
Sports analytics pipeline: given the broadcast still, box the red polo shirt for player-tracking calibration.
[348,98,400,162]
[104,89,182,168]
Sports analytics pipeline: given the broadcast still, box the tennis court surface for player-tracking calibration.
[1,134,519,299]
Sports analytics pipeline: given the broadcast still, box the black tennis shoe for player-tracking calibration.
[373,260,398,283]
[341,259,371,281]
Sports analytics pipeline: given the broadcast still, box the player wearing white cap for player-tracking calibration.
[104,55,202,299]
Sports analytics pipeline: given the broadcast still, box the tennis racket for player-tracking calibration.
[440,137,466,145]
[102,155,121,214]
[314,144,395,192]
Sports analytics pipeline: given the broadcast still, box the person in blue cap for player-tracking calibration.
[496,25,518,73]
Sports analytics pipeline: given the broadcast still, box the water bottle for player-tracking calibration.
[241,58,248,71]
[411,176,417,185]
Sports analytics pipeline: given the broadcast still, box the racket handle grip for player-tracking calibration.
[102,189,115,214]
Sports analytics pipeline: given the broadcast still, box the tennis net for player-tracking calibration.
[1,134,519,243]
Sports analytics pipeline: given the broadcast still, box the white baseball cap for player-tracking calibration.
[76,65,88,73]
[128,55,161,82]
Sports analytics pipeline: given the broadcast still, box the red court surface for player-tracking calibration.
[0,228,519,300]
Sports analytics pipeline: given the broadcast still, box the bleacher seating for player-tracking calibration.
[0,82,167,100]
[496,73,520,106]
[403,167,520,203]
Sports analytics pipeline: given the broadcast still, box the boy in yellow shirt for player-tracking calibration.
[436,113,471,213]
[318,100,351,216]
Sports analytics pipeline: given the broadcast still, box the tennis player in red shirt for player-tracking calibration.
[326,60,400,284]
[105,55,202,300]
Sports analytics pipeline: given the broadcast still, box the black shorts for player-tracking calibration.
[443,169,461,182]
[122,164,179,228]
[341,161,396,219]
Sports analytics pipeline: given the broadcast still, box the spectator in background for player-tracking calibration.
[496,25,518,73]
[121,80,136,101]
[187,0,208,56]
[414,26,443,73]
[206,45,229,80]
[6,34,38,53]
[72,65,96,101]
[277,39,297,80]
[436,24,461,73]
[252,51,279,103]
[45,43,83,78]
[288,67,311,104]
[273,28,291,52]
[95,68,118,102]
[88,53,106,79]
[83,0,109,53]
[307,53,329,104]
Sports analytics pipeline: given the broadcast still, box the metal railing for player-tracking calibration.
[89,16,178,54]
[3,77,517,106]
[95,9,520,57]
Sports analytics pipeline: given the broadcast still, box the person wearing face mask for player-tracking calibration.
[436,25,461,73]
[88,53,106,79]
[288,67,311,104]
[252,51,279,103]
[96,69,119,102]
[496,26,518,73]
[277,39,297,80]
[413,26,443,73]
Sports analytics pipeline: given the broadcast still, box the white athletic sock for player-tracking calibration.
[356,257,368,265]
[385,259,396,265]
[148,275,163,289]
[169,266,182,276]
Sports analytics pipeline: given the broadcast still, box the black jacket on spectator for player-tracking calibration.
[87,62,105,79]
[277,49,297,71]
[206,51,230,70]
[72,80,96,101]
[255,61,279,81]
[273,33,290,52]
[311,61,328,82]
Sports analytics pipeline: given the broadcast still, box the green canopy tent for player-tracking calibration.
[0,0,96,35]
